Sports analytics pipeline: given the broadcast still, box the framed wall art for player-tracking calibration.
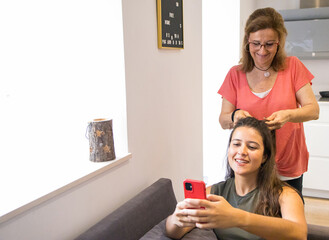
[156,0,184,49]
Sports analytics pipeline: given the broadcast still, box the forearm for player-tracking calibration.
[219,112,233,129]
[290,83,320,123]
[165,215,194,239]
[287,103,319,123]
[237,210,307,240]
[219,98,235,129]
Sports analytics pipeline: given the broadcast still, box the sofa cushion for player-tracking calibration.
[308,224,329,240]
[140,218,217,240]
[139,219,171,240]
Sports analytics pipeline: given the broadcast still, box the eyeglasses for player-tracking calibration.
[248,41,279,51]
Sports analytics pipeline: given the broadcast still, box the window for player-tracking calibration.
[0,0,127,217]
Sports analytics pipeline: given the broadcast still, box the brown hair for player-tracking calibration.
[226,117,283,217]
[240,7,287,73]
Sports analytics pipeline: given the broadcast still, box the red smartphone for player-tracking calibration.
[183,179,206,200]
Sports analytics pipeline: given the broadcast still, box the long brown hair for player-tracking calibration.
[240,7,287,73]
[226,117,283,217]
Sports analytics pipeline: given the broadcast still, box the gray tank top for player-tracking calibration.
[210,178,264,240]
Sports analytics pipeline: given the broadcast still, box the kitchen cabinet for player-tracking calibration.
[303,102,329,199]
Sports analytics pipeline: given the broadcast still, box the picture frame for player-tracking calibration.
[156,0,184,49]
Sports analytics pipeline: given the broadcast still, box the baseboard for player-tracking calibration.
[303,188,329,199]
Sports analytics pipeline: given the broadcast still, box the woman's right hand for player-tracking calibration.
[219,98,252,129]
[165,200,199,239]
[171,200,198,228]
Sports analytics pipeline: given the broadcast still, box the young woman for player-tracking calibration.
[166,117,307,240]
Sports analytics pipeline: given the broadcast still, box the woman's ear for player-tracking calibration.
[261,155,267,164]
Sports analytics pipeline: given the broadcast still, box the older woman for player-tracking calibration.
[166,117,307,240]
[218,7,319,193]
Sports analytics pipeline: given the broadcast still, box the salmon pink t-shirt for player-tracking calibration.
[218,56,314,177]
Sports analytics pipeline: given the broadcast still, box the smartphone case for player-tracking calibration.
[183,179,206,199]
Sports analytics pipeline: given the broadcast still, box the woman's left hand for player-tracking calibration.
[264,110,291,130]
[183,195,242,229]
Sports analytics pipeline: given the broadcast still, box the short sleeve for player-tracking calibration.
[210,180,227,195]
[289,56,314,92]
[217,66,240,107]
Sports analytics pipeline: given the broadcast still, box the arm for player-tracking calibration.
[184,187,307,240]
[265,83,319,130]
[238,187,307,240]
[293,83,319,121]
[219,98,251,129]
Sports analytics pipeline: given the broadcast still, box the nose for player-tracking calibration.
[237,144,247,156]
[258,45,268,53]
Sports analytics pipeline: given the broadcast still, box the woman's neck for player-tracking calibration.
[246,70,277,93]
[234,175,258,196]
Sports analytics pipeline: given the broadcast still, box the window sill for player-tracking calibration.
[0,153,132,224]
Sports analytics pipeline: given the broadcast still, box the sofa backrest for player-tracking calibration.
[75,178,177,240]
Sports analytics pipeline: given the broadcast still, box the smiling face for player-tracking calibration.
[248,28,279,69]
[228,126,265,178]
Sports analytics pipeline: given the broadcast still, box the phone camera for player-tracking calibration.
[185,182,193,191]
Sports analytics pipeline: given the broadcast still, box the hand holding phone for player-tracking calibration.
[183,179,206,200]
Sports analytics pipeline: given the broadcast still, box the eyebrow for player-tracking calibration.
[249,40,277,43]
[232,139,261,146]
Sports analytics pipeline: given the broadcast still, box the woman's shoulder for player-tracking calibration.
[284,56,302,67]
[224,65,246,82]
[229,64,243,73]
[279,56,306,77]
[280,185,303,202]
[285,56,298,62]
[281,185,298,194]
[210,178,234,195]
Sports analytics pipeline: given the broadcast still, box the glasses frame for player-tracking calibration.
[247,41,279,51]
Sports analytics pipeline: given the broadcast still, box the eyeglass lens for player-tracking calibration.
[249,42,278,50]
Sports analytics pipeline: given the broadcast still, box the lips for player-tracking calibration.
[235,158,249,165]
[256,53,270,59]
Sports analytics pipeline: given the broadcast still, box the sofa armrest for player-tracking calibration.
[75,178,177,240]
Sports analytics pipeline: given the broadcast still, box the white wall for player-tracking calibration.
[123,0,203,200]
[202,1,240,186]
[0,0,203,239]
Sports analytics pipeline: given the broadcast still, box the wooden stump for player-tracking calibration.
[88,118,116,162]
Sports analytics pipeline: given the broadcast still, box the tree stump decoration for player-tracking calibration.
[88,118,116,162]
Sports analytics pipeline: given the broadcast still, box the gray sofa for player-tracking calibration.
[75,178,329,240]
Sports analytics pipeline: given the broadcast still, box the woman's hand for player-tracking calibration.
[171,200,198,228]
[166,195,238,239]
[165,200,198,239]
[233,109,252,124]
[182,195,242,229]
[265,83,319,131]
[264,110,291,130]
